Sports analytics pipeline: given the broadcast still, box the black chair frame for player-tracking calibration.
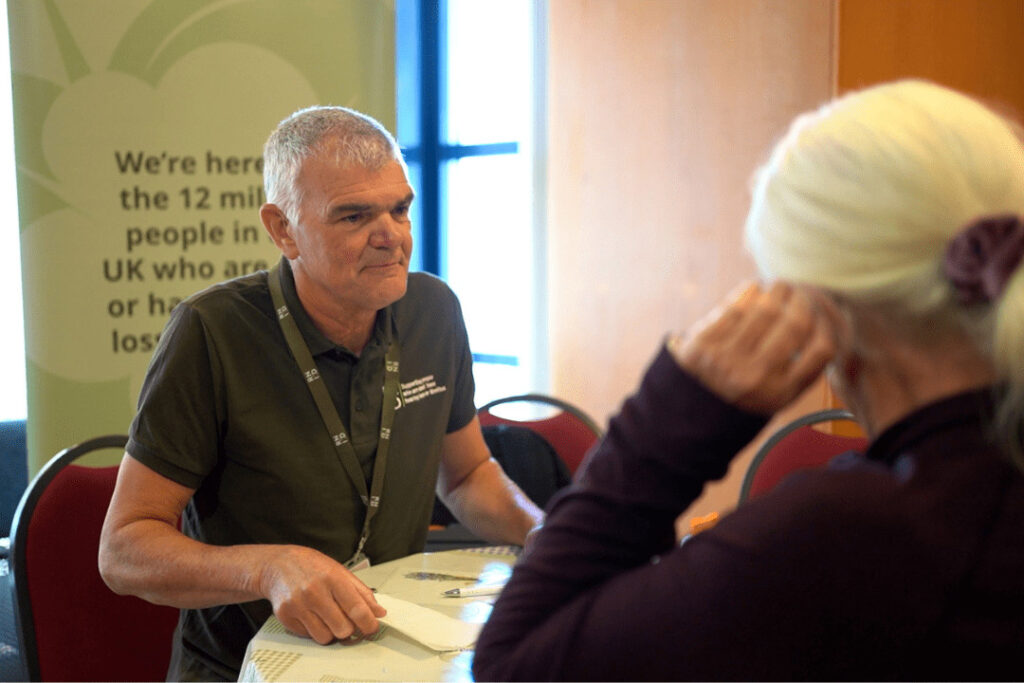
[479,393,603,438]
[738,409,856,503]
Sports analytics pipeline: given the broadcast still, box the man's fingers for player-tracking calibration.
[343,571,387,619]
[331,578,383,636]
[306,612,341,645]
[267,550,386,644]
[279,595,375,645]
[280,610,337,645]
[351,575,384,610]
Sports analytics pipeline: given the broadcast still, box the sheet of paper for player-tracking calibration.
[375,593,482,652]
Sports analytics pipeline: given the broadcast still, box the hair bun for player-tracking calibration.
[944,214,1024,304]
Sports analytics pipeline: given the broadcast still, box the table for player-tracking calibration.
[238,547,518,682]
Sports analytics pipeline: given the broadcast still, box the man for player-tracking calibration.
[99,106,543,682]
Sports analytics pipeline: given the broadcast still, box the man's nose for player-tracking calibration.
[368,214,402,247]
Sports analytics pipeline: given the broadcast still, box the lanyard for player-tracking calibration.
[267,263,401,565]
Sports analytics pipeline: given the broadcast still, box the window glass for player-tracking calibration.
[445,0,533,146]
[444,154,535,404]
[442,0,541,405]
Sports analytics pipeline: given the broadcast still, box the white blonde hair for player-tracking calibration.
[745,79,1024,461]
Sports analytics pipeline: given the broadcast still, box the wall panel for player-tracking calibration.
[838,0,1024,116]
[546,0,835,517]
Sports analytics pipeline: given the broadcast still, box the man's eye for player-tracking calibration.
[339,213,362,224]
[393,204,411,219]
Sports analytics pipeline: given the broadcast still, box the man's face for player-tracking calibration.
[286,147,414,316]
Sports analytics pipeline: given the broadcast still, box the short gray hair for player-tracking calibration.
[263,105,405,221]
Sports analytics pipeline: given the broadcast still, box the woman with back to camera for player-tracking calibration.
[472,80,1024,681]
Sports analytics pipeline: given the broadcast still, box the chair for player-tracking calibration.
[739,409,867,503]
[426,422,574,551]
[1,435,179,681]
[425,395,602,552]
[478,393,604,476]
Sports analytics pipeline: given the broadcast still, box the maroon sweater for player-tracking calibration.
[473,347,1024,681]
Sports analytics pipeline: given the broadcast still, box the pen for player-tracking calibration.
[442,584,506,598]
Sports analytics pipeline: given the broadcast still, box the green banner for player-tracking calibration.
[8,0,396,473]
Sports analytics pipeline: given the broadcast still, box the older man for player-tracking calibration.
[99,106,543,681]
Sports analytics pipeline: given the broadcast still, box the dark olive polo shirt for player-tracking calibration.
[126,258,476,680]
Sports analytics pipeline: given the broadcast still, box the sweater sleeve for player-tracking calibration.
[472,344,768,681]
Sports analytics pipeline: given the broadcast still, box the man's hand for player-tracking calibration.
[258,546,387,645]
[669,281,835,415]
[100,456,385,646]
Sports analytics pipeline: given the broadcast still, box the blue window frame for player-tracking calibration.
[396,0,546,404]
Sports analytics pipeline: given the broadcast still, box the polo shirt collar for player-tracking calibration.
[275,257,393,359]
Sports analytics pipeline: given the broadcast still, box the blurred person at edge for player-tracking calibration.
[473,80,1024,681]
[99,106,542,682]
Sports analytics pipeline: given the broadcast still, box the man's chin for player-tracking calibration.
[374,274,408,308]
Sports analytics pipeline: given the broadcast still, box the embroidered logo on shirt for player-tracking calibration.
[399,375,448,407]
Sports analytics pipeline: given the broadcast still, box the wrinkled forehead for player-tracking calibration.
[313,134,403,172]
[297,158,414,216]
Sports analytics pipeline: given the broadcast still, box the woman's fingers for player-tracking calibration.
[671,281,835,414]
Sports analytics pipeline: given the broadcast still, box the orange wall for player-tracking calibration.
[838,0,1024,115]
[546,0,836,518]
[547,0,835,422]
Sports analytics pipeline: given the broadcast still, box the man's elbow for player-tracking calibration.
[97,531,132,595]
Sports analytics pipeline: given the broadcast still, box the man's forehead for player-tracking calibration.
[301,157,413,197]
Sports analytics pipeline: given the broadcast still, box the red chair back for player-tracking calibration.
[478,394,602,475]
[9,437,179,681]
[740,410,867,502]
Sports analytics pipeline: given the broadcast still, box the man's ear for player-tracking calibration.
[260,203,298,258]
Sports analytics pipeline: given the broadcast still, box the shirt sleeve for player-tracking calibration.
[472,344,773,681]
[444,286,477,434]
[126,302,223,489]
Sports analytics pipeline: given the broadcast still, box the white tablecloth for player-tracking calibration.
[238,547,518,682]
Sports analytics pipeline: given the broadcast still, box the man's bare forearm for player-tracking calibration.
[441,458,543,546]
[100,517,272,607]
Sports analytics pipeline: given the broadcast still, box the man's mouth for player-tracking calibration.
[364,259,404,270]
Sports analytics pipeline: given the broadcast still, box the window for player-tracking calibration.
[0,5,26,422]
[396,0,548,407]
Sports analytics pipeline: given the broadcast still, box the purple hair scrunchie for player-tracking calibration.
[944,213,1024,305]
